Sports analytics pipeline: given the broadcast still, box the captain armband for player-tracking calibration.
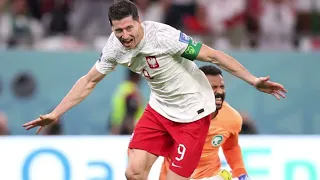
[181,39,202,61]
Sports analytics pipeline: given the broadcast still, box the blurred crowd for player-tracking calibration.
[0,0,319,51]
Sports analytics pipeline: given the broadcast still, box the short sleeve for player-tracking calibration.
[95,35,119,74]
[156,26,189,56]
[156,25,202,60]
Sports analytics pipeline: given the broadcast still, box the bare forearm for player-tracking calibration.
[212,50,257,85]
[51,76,96,118]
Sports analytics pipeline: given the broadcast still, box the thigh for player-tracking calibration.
[129,105,173,157]
[167,115,211,178]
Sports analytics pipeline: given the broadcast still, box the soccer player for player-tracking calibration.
[22,1,287,180]
[159,65,250,180]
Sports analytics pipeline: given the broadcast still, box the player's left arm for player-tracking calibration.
[178,37,254,85]
[181,40,287,99]
[222,134,249,179]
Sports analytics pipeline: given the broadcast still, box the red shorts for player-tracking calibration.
[128,104,211,177]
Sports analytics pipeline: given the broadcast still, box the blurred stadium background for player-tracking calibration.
[0,0,320,179]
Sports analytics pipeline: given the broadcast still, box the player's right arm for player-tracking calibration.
[23,35,119,134]
[52,66,106,119]
[22,65,106,134]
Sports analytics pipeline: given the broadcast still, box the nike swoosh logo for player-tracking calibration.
[171,162,182,168]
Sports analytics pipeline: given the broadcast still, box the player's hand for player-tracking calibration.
[23,113,58,134]
[238,174,250,180]
[253,76,287,100]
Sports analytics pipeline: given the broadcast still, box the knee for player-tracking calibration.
[125,166,145,180]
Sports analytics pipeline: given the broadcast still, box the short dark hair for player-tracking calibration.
[199,65,223,76]
[108,0,139,26]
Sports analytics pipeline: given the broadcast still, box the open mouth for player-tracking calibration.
[122,39,133,47]
[215,97,222,104]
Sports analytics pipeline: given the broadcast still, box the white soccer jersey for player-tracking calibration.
[96,21,216,123]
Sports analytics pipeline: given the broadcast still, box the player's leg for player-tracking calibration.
[126,149,158,180]
[165,115,211,180]
[126,105,172,180]
[166,170,190,180]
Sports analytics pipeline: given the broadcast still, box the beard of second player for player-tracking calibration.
[215,92,225,110]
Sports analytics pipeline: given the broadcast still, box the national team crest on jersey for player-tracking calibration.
[179,32,190,44]
[146,56,159,69]
[211,135,223,147]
